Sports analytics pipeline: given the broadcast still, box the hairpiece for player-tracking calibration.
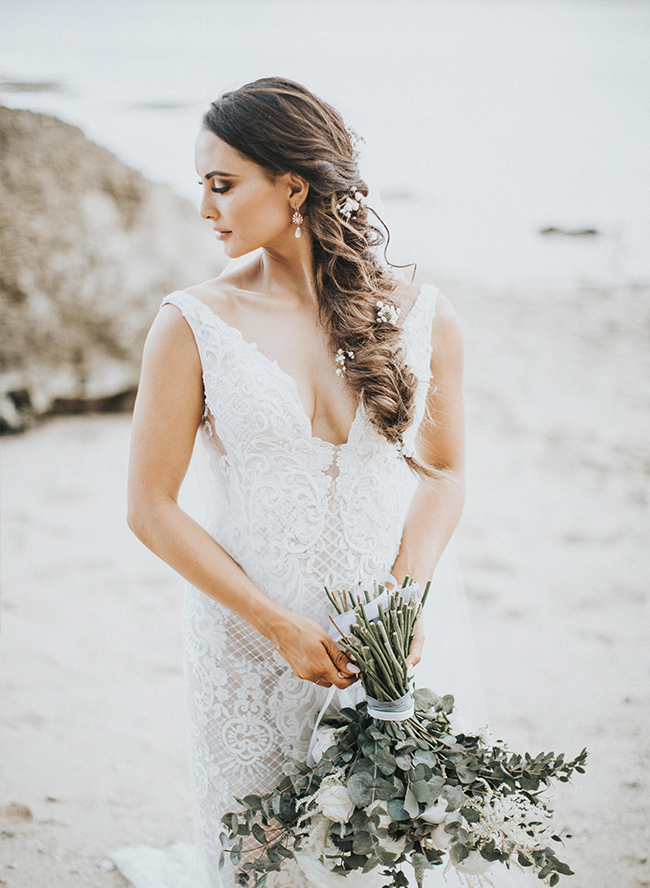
[335,348,355,377]
[395,436,415,460]
[375,300,401,325]
[346,125,365,163]
[337,188,367,221]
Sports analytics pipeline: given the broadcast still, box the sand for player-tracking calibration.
[1,283,649,888]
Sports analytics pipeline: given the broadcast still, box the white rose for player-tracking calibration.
[311,726,341,764]
[429,823,451,850]
[384,835,407,855]
[420,798,448,824]
[295,814,350,888]
[315,777,355,824]
[455,851,493,875]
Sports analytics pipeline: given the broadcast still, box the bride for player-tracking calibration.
[126,78,517,888]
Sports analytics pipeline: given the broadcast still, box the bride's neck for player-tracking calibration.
[255,239,318,309]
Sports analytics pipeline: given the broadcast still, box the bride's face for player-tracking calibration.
[195,129,297,258]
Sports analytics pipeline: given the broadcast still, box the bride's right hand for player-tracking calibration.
[268,612,358,690]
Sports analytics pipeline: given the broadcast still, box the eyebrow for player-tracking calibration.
[204,170,238,180]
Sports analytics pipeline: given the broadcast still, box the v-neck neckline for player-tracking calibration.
[174,287,425,449]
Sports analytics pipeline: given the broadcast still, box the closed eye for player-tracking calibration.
[197,180,231,194]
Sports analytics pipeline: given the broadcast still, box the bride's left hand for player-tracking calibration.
[406,617,424,668]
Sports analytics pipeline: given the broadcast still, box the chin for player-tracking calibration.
[220,238,250,260]
[225,243,263,262]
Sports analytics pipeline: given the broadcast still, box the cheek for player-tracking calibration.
[257,197,289,225]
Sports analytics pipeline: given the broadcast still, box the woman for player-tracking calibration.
[127,78,490,888]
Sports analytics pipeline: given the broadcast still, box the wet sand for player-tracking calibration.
[1,284,649,888]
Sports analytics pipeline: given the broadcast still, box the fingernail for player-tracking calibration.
[346,663,360,673]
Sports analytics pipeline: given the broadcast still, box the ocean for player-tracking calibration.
[1,0,649,287]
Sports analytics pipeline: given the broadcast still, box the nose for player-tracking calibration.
[199,187,217,221]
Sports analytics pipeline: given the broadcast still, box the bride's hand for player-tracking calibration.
[406,617,424,668]
[269,612,358,690]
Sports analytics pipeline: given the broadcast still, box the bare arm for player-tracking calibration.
[390,294,466,664]
[127,304,355,689]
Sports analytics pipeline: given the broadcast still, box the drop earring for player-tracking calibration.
[292,207,303,239]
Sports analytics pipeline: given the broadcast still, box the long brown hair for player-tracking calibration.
[204,78,435,478]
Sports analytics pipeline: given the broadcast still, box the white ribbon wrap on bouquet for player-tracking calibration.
[306,582,421,765]
[366,680,415,721]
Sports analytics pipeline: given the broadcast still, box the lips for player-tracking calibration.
[213,229,232,241]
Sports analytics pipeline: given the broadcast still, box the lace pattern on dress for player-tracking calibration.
[161,285,439,887]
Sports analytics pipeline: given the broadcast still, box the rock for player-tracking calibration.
[0,802,33,820]
[0,106,224,432]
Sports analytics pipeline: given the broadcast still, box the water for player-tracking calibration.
[2,0,649,287]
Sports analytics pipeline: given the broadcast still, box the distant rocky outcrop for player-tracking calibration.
[0,106,224,432]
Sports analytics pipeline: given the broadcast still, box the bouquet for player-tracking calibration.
[220,579,587,888]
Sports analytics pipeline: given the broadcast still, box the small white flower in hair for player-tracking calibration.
[338,196,359,220]
[375,300,401,325]
[337,187,367,221]
[335,348,354,376]
[395,436,415,460]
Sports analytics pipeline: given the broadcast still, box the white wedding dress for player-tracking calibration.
[112,284,533,888]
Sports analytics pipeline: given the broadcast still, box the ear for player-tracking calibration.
[287,173,309,211]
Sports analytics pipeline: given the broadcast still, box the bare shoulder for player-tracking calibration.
[430,291,464,366]
[432,291,462,334]
[143,301,201,373]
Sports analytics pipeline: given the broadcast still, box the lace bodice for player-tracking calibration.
[161,284,439,888]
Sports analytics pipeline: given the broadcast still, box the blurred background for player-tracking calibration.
[1,1,649,887]
[2,0,649,287]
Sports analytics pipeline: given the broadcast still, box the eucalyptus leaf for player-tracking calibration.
[347,771,398,806]
[377,847,399,866]
[252,823,266,845]
[410,853,431,869]
[403,786,420,818]
[352,758,376,776]
[460,806,480,824]
[386,797,409,821]
[451,843,469,863]
[411,763,431,782]
[440,695,455,714]
[412,749,438,768]
[456,767,476,784]
[413,689,440,711]
[350,807,371,831]
[369,751,396,776]
[363,853,379,873]
[410,779,438,805]
[441,785,466,811]
[555,862,574,876]
[352,832,374,855]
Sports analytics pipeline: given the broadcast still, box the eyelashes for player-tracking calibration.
[197,180,231,195]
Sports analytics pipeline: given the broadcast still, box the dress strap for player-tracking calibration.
[161,290,215,327]
[161,290,232,366]
[402,284,440,384]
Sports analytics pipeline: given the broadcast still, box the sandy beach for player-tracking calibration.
[1,282,648,887]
